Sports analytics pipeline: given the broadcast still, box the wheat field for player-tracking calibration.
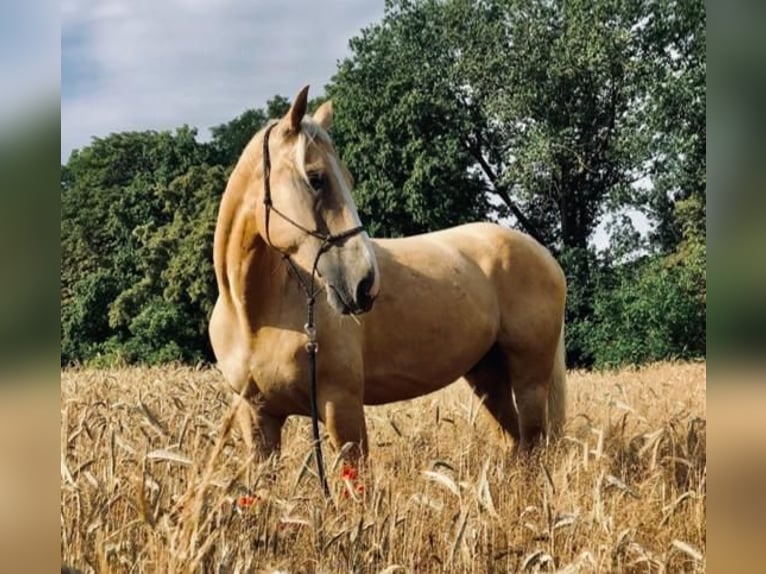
[60,361,706,573]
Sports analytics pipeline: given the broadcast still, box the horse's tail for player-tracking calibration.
[547,323,567,439]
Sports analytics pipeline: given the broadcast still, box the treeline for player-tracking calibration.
[61,0,705,369]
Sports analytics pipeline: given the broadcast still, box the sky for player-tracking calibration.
[61,0,385,162]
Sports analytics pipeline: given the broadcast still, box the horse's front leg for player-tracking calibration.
[321,388,368,464]
[234,381,285,462]
[318,383,368,471]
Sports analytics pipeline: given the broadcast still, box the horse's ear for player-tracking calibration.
[313,100,333,130]
[286,85,310,133]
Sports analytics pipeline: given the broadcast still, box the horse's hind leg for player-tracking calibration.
[505,347,555,452]
[464,345,520,443]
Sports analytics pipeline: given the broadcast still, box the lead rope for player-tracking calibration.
[304,297,331,498]
[282,241,332,499]
[261,122,363,499]
[301,241,332,499]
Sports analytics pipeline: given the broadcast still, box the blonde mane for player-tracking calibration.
[237,117,332,187]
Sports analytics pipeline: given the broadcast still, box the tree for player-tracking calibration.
[61,127,213,364]
[580,252,705,368]
[639,0,706,252]
[108,164,227,363]
[328,0,490,237]
[329,0,648,251]
[61,127,209,298]
[328,0,662,366]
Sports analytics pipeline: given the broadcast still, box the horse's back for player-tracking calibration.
[438,223,566,345]
[375,221,566,356]
[374,222,562,289]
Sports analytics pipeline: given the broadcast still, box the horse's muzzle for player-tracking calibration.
[351,269,378,314]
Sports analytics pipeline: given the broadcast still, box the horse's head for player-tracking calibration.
[253,85,379,315]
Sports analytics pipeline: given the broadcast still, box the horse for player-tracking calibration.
[209,86,567,476]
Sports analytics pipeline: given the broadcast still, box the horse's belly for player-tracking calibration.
[363,368,475,405]
[360,224,536,406]
[362,304,497,405]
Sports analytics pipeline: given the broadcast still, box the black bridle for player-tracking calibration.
[261,122,364,497]
[262,123,364,252]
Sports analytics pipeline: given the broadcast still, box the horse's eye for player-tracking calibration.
[307,172,325,193]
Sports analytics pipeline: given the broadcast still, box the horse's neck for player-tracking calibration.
[214,167,285,324]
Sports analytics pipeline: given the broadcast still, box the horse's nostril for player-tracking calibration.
[355,271,377,311]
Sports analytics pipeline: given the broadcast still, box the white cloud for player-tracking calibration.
[61,0,384,161]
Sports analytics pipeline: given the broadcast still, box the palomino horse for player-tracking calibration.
[209,86,567,473]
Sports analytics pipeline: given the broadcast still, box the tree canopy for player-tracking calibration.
[61,0,705,368]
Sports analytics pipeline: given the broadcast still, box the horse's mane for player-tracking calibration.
[239,117,332,187]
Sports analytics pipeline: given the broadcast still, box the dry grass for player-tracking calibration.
[61,361,705,573]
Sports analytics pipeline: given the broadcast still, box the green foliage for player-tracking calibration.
[105,164,227,365]
[640,0,706,252]
[329,0,490,237]
[61,127,223,366]
[209,109,268,167]
[60,0,705,368]
[581,253,705,368]
[61,270,121,364]
[118,297,203,365]
[331,0,649,248]
[564,195,706,368]
[558,247,600,367]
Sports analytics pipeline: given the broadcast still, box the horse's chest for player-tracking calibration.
[248,335,310,410]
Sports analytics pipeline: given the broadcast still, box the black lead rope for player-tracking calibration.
[261,122,363,498]
[304,297,331,498]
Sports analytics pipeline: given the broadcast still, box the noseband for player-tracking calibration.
[260,122,365,497]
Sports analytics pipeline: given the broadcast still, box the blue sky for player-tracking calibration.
[61,0,385,162]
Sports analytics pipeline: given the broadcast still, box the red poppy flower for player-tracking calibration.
[236,495,259,508]
[341,464,358,481]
